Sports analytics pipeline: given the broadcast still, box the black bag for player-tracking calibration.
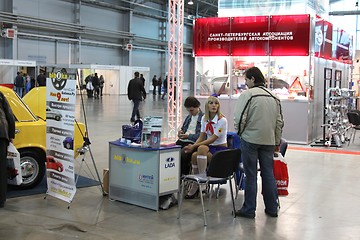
[122,119,143,143]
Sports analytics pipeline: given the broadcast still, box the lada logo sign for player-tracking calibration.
[165,157,175,168]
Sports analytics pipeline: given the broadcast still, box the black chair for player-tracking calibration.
[347,111,360,145]
[177,148,241,226]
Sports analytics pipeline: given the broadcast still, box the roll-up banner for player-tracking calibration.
[46,68,77,203]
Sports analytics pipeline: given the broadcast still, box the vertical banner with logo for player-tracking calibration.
[46,68,77,203]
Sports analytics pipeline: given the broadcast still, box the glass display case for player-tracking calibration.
[195,55,312,101]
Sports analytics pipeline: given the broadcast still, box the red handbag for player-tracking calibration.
[273,153,289,196]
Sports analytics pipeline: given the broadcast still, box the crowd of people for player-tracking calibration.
[84,73,105,99]
[151,75,168,99]
[13,72,38,98]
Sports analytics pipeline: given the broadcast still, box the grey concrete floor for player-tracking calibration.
[1,93,360,240]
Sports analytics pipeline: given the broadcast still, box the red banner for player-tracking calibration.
[230,16,269,56]
[193,14,311,57]
[193,17,231,56]
[314,17,333,60]
[269,15,310,56]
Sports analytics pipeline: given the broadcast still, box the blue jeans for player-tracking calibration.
[240,139,278,215]
[131,99,141,121]
[15,87,23,98]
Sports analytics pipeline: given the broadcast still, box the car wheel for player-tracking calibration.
[66,142,71,149]
[57,166,62,172]
[55,116,61,121]
[18,150,46,189]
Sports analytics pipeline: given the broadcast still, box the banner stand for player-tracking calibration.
[43,68,105,208]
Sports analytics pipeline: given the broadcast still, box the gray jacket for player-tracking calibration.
[233,86,283,146]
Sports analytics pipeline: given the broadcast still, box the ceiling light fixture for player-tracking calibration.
[188,0,194,5]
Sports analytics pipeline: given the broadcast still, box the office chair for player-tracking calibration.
[177,148,241,226]
[347,110,360,146]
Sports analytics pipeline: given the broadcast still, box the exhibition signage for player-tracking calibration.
[46,69,77,203]
[194,14,311,56]
[315,15,352,63]
[315,17,333,59]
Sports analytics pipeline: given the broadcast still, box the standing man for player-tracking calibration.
[128,72,146,122]
[99,75,105,96]
[152,75,157,95]
[36,71,47,87]
[161,75,168,100]
[233,66,284,219]
[92,73,100,99]
[140,74,145,87]
[14,72,24,97]
[0,90,16,208]
[157,76,162,95]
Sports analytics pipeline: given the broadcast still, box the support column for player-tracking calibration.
[74,0,81,64]
[167,0,184,140]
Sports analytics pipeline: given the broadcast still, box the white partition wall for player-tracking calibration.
[91,64,121,95]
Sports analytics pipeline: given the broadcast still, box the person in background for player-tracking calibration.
[157,76,162,95]
[25,75,31,95]
[233,66,284,219]
[36,71,46,86]
[127,71,146,123]
[183,96,228,199]
[176,97,203,175]
[0,90,16,208]
[85,74,94,98]
[140,74,145,87]
[30,76,36,90]
[152,75,157,95]
[92,73,100,99]
[14,72,24,98]
[99,75,105,96]
[161,75,168,100]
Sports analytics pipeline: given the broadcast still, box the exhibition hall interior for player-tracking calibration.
[1,0,360,239]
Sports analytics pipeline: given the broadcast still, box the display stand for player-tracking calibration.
[312,68,334,146]
[311,68,354,147]
[108,141,180,211]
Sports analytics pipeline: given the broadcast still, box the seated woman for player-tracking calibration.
[183,96,228,199]
[176,96,203,175]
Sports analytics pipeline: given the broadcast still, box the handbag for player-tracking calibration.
[122,119,143,143]
[273,152,289,196]
[7,142,23,185]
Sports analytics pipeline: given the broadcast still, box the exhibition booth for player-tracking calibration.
[192,14,353,144]
[0,59,36,88]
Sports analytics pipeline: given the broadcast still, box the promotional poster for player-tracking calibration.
[46,68,77,203]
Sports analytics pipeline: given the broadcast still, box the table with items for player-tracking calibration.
[108,140,180,210]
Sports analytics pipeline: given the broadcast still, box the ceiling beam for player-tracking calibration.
[329,10,360,16]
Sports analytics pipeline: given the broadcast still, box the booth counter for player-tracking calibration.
[197,96,312,144]
[108,141,180,210]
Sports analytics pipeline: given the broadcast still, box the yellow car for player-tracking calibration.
[0,86,86,189]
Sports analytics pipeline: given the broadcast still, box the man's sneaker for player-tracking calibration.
[235,210,255,219]
[265,209,278,217]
